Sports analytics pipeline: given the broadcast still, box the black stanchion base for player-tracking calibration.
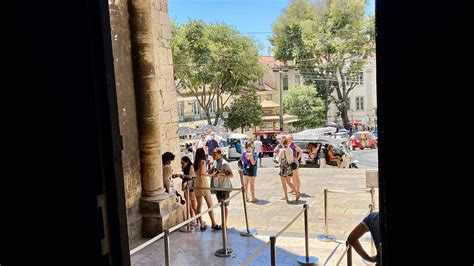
[240,229,258,237]
[317,234,336,242]
[215,248,233,257]
[297,255,318,265]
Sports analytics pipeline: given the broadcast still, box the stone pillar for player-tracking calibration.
[129,0,182,237]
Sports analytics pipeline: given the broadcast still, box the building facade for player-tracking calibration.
[264,55,377,129]
[327,58,377,129]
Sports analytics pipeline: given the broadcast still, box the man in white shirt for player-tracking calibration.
[253,137,263,167]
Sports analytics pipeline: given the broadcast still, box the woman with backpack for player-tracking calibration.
[241,142,258,203]
[278,137,297,203]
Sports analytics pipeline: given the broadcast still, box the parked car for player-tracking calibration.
[273,133,358,169]
[292,134,358,168]
[350,131,377,150]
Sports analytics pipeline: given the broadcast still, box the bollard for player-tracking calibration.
[317,189,336,242]
[215,200,233,257]
[270,236,276,266]
[347,244,352,266]
[239,169,258,237]
[164,229,170,266]
[297,204,318,265]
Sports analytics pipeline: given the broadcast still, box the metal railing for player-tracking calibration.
[318,188,375,242]
[241,199,319,266]
[336,243,353,266]
[130,169,258,265]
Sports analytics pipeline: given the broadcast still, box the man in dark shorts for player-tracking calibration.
[211,148,234,226]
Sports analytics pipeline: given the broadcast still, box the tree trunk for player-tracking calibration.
[213,85,220,126]
[206,112,212,125]
[323,99,329,121]
[241,127,244,133]
[324,71,330,120]
[341,103,349,129]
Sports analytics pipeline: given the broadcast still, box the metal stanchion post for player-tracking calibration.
[270,236,276,266]
[180,182,193,232]
[297,204,318,265]
[215,200,233,257]
[164,229,170,266]
[239,169,257,237]
[318,189,336,242]
[347,244,352,266]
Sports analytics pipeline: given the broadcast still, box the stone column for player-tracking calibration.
[129,0,182,237]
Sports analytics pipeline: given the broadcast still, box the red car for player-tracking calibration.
[350,131,377,150]
[254,130,286,157]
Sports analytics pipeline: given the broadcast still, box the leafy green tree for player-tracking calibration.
[172,20,265,125]
[283,85,325,129]
[271,0,375,129]
[225,88,262,133]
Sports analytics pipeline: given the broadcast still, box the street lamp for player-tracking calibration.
[273,66,288,131]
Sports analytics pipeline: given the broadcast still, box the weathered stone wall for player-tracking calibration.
[108,0,143,246]
[151,0,181,171]
[108,0,180,247]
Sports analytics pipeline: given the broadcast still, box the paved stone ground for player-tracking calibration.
[131,167,379,265]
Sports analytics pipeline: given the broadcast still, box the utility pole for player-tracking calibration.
[279,72,283,131]
[273,66,287,131]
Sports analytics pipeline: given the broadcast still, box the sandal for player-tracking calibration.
[200,222,208,231]
[251,198,259,203]
[211,225,222,230]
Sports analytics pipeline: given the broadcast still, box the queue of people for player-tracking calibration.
[165,132,235,231]
[165,131,379,262]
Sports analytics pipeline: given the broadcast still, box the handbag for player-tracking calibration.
[291,161,298,170]
[279,150,293,176]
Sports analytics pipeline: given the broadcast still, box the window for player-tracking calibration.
[283,74,288,90]
[258,78,264,85]
[210,99,217,113]
[295,74,300,85]
[178,102,184,117]
[192,101,201,115]
[356,97,364,111]
[359,72,364,85]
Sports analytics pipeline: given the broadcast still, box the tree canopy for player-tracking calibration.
[172,20,265,125]
[283,85,326,129]
[224,88,262,132]
[271,0,375,128]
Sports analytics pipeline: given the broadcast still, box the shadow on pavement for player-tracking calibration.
[253,199,270,205]
[300,192,314,198]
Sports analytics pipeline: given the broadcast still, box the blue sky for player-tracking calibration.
[169,0,375,55]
